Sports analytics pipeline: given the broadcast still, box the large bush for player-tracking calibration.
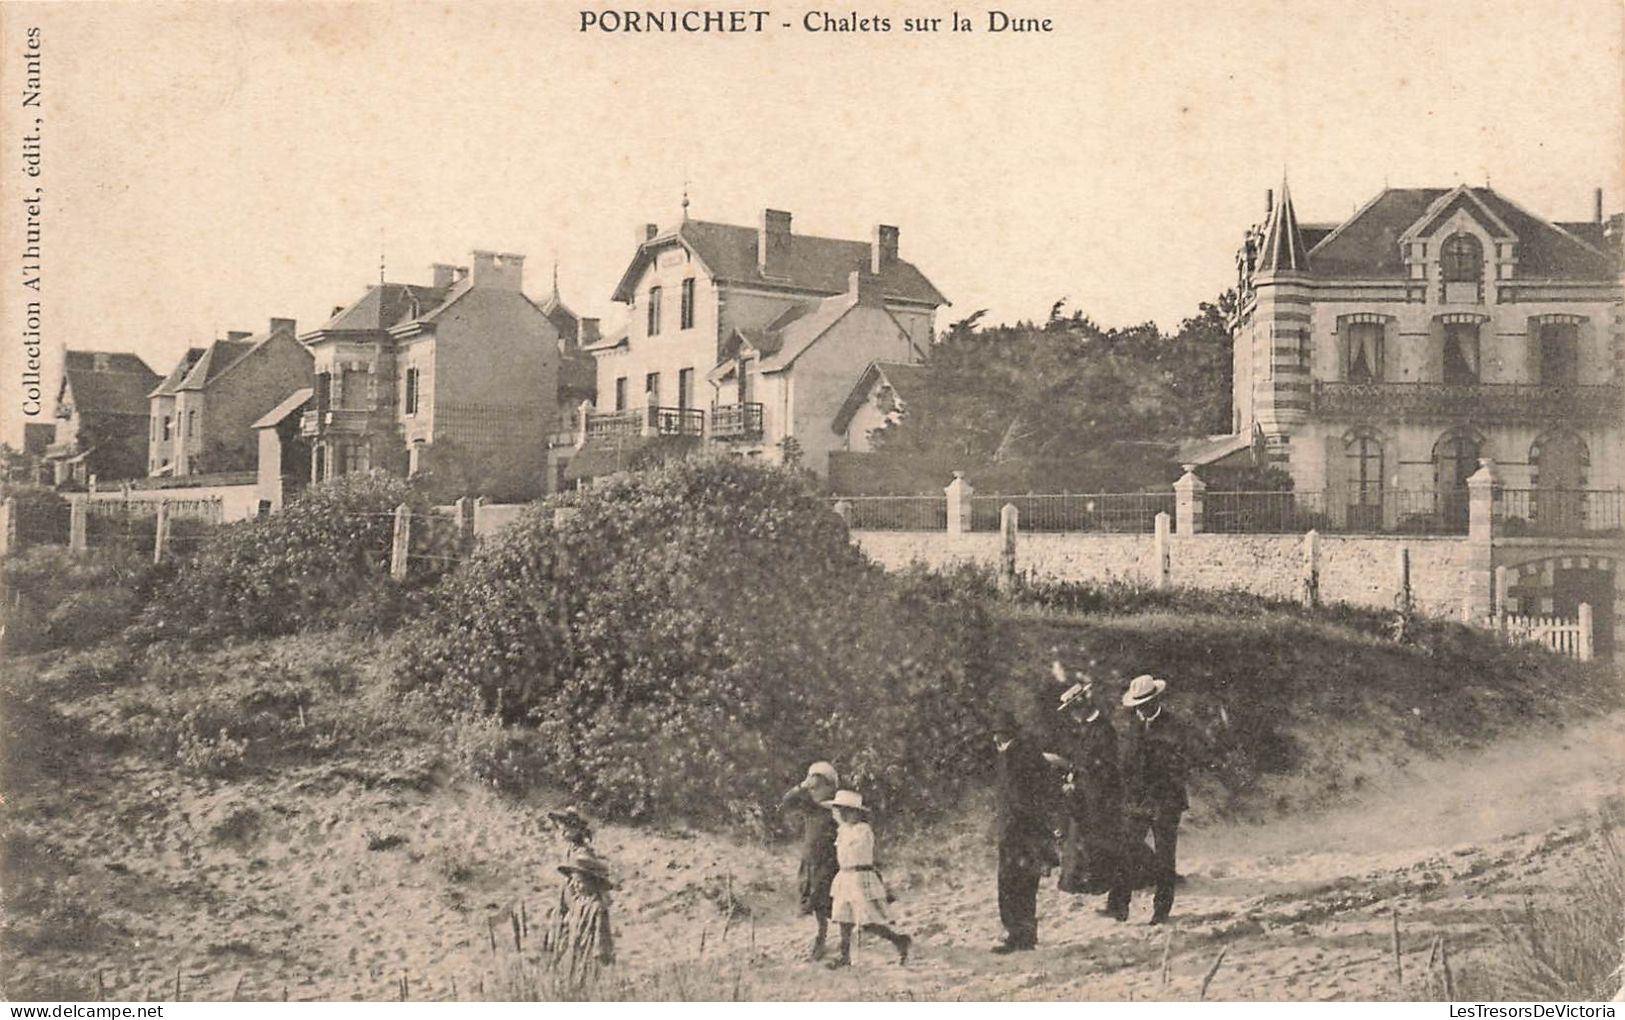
[0,546,164,653]
[396,457,1009,826]
[138,472,428,641]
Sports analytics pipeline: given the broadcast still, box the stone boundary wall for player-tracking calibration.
[851,528,1476,617]
[86,484,262,522]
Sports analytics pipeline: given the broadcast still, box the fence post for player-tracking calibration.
[998,502,1019,592]
[1578,603,1593,663]
[454,496,475,551]
[1302,528,1321,606]
[576,400,593,449]
[152,501,171,565]
[945,471,973,535]
[1395,545,1412,613]
[68,496,88,554]
[390,502,411,581]
[1152,512,1171,589]
[1493,565,1509,631]
[0,497,14,558]
[1174,465,1205,535]
[472,496,488,543]
[1464,459,1498,624]
[832,499,852,528]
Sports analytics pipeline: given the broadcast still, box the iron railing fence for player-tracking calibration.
[834,495,948,531]
[1206,490,1468,535]
[1496,488,1624,538]
[710,403,765,441]
[969,493,1174,533]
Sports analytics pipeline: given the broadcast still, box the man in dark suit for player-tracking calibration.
[1104,674,1189,925]
[992,710,1057,952]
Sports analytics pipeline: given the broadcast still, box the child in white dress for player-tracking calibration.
[821,790,912,968]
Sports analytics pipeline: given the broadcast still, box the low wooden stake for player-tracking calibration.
[174,965,182,1001]
[1390,908,1404,990]
[1199,946,1229,1001]
[1160,930,1173,987]
[232,973,246,1001]
[1440,937,1455,999]
[97,971,107,1001]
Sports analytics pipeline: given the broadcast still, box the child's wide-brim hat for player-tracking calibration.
[558,852,615,887]
[805,761,839,784]
[819,789,870,814]
[1122,674,1168,707]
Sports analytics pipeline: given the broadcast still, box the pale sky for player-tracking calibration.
[3,0,1622,445]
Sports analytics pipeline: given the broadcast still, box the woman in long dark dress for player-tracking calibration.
[778,761,841,960]
[1055,681,1123,896]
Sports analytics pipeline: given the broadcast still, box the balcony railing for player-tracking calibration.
[1311,381,1623,423]
[299,408,374,436]
[1204,489,1468,535]
[710,402,765,441]
[649,406,705,437]
[584,409,643,440]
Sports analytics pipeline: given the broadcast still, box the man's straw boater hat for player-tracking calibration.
[819,789,870,814]
[1122,674,1168,708]
[1058,682,1094,712]
[558,851,615,886]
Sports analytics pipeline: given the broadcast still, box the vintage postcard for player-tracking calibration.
[0,0,1621,1005]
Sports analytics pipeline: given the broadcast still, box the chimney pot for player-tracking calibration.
[579,318,601,347]
[269,317,296,336]
[871,224,900,274]
[431,262,460,288]
[640,223,659,244]
[1595,187,1604,224]
[849,269,884,306]
[759,209,793,276]
[226,331,252,342]
[1266,188,1274,216]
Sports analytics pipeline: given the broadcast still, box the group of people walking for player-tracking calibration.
[781,659,1190,965]
[994,666,1190,952]
[535,658,1189,979]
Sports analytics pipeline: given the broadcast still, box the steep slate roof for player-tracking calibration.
[251,387,313,429]
[612,219,947,307]
[1307,186,1616,280]
[176,340,254,390]
[150,348,206,397]
[831,360,931,435]
[59,350,160,416]
[321,283,454,332]
[1258,181,1309,273]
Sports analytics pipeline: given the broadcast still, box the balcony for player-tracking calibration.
[1311,381,1623,424]
[649,406,705,437]
[584,409,643,441]
[710,402,764,441]
[299,408,374,437]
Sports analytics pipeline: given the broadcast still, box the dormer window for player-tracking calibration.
[1441,234,1481,282]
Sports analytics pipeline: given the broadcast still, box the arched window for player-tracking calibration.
[1441,234,1482,282]
[1344,430,1385,529]
[1433,430,1482,530]
[1530,431,1589,533]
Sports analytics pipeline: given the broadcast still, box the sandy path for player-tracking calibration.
[4,712,1620,1001]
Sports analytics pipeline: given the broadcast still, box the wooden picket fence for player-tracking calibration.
[1498,603,1594,662]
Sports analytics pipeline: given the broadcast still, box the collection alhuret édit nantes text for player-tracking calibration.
[578,9,1054,33]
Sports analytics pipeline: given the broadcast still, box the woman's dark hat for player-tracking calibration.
[558,851,616,887]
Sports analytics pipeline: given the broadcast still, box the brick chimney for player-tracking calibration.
[871,224,899,274]
[469,251,524,291]
[269,317,296,336]
[848,269,885,306]
[431,263,462,288]
[759,209,792,276]
[638,223,658,245]
[226,331,252,342]
[579,317,601,347]
[1595,187,1604,224]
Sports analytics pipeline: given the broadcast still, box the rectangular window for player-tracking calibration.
[1539,323,1580,386]
[1442,323,1480,384]
[645,372,661,408]
[1345,322,1385,382]
[678,368,694,410]
[187,410,196,437]
[162,415,172,441]
[314,371,331,412]
[680,278,695,330]
[647,286,663,336]
[404,367,419,415]
[614,377,628,411]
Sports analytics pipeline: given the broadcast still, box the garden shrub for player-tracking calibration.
[137,472,429,641]
[0,545,164,653]
[397,457,1011,827]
